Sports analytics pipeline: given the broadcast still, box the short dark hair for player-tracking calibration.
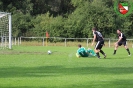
[78,44,81,48]
[117,29,121,32]
[92,27,97,31]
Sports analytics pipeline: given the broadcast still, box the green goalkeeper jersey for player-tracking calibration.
[77,47,89,57]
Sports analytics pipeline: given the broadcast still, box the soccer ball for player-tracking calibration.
[47,50,51,54]
[76,53,80,58]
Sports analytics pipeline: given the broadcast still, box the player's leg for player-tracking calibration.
[95,41,101,59]
[95,49,106,59]
[113,45,118,55]
[113,42,121,55]
[100,49,106,58]
[94,49,100,58]
[99,41,106,58]
[123,41,131,56]
[87,48,96,56]
[124,45,131,55]
[91,49,96,56]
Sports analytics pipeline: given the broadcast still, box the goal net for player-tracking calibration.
[0,12,12,49]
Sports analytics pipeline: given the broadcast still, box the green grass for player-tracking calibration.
[0,46,133,88]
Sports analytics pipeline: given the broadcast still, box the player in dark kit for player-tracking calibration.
[113,29,131,56]
[91,27,106,59]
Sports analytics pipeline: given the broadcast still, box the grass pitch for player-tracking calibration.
[0,46,133,88]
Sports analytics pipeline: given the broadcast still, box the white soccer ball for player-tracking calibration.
[47,50,51,54]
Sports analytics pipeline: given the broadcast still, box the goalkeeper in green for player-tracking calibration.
[76,44,96,58]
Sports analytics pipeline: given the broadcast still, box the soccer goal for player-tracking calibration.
[0,12,12,49]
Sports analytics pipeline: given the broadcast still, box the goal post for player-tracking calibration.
[0,12,12,49]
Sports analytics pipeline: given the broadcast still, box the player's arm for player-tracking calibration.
[116,33,122,44]
[116,37,122,44]
[77,50,80,54]
[91,34,96,46]
[102,36,104,40]
[76,50,81,58]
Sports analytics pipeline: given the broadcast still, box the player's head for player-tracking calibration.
[92,27,97,32]
[117,29,121,34]
[78,44,82,48]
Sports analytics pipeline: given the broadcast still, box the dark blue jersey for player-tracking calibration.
[118,33,126,41]
[93,31,104,42]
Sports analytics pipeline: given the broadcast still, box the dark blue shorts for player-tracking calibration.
[95,40,104,50]
[118,40,127,46]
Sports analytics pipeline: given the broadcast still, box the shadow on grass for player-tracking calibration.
[0,86,44,88]
[0,79,133,88]
[0,66,133,78]
[66,79,133,88]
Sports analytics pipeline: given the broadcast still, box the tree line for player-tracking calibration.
[0,0,133,38]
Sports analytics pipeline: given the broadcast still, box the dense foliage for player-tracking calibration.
[0,0,133,38]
